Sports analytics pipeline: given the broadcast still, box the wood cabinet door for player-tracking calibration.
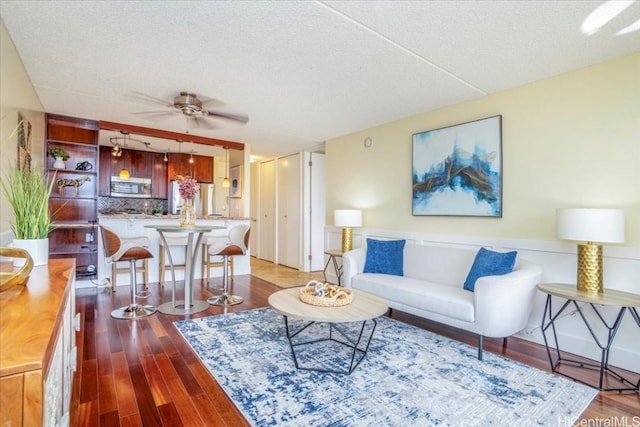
[150,152,168,198]
[168,153,191,179]
[168,153,213,183]
[128,150,151,178]
[98,146,112,196]
[193,154,213,183]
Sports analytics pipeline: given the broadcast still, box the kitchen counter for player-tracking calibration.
[97,216,251,288]
[99,213,252,221]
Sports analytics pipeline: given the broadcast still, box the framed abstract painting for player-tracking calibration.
[229,165,242,198]
[412,115,502,217]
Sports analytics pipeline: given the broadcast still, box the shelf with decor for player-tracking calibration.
[46,114,99,276]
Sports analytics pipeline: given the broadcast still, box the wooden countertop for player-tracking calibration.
[0,259,75,377]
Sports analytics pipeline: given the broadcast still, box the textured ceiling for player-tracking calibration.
[1,1,639,159]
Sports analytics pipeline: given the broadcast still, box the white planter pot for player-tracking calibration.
[12,238,49,267]
[53,157,66,169]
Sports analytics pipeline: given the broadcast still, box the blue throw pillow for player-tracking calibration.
[363,238,406,276]
[463,247,517,292]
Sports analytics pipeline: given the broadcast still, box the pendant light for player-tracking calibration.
[222,148,230,188]
[118,132,131,178]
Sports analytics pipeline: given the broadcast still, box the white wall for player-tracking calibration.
[325,53,640,245]
[0,18,45,244]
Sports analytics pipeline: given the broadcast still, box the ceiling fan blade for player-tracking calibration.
[123,91,172,108]
[192,117,220,130]
[206,110,249,124]
[132,110,176,116]
[201,97,227,109]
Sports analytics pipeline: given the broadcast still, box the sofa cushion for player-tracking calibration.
[363,238,405,276]
[463,247,517,292]
[352,274,475,322]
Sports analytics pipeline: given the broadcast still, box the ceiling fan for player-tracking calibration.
[128,91,249,129]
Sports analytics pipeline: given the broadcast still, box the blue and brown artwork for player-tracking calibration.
[412,116,502,217]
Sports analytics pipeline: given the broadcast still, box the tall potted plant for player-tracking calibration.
[0,164,56,266]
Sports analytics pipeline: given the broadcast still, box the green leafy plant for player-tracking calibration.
[48,147,69,159]
[0,164,56,239]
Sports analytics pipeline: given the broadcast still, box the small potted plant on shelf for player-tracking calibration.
[0,163,56,266]
[49,147,70,169]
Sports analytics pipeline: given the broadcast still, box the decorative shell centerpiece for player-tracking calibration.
[299,280,353,307]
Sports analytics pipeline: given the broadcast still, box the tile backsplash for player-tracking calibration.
[98,197,167,214]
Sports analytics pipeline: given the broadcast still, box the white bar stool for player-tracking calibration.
[206,224,250,306]
[110,236,150,294]
[100,226,156,319]
[200,232,233,290]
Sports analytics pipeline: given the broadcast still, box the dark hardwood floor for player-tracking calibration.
[71,274,640,426]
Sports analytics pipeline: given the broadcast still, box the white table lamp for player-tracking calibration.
[556,208,624,293]
[334,209,362,253]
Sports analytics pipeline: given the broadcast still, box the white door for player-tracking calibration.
[249,161,259,255]
[277,153,301,269]
[258,159,276,262]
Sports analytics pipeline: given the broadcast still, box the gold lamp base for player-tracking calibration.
[341,227,353,253]
[576,242,603,293]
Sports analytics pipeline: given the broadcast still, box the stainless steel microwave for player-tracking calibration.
[110,176,152,198]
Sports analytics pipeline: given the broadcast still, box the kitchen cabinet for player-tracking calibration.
[0,259,78,426]
[46,114,99,273]
[99,147,168,198]
[168,153,213,183]
[98,145,112,196]
[150,152,168,198]
[110,148,151,179]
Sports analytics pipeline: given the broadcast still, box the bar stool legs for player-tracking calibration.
[206,255,243,306]
[111,259,157,319]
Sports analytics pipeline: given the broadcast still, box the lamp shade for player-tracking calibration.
[556,208,624,243]
[334,209,362,227]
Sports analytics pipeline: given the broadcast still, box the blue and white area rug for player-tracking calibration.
[174,308,597,427]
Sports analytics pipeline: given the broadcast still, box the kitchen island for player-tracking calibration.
[97,215,251,289]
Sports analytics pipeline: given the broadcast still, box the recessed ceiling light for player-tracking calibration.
[617,18,640,35]
[581,0,634,35]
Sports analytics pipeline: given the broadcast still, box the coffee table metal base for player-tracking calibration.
[283,316,378,375]
[158,299,209,315]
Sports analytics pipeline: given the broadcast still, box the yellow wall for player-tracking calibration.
[0,18,45,235]
[326,53,640,245]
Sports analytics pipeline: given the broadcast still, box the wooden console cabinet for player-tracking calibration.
[0,259,78,426]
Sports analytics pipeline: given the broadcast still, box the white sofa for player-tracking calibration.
[342,243,542,360]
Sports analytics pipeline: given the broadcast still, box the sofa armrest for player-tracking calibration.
[474,261,542,337]
[342,247,366,288]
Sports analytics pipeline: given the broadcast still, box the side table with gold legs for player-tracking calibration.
[538,283,640,392]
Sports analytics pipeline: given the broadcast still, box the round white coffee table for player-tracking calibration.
[268,287,388,374]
